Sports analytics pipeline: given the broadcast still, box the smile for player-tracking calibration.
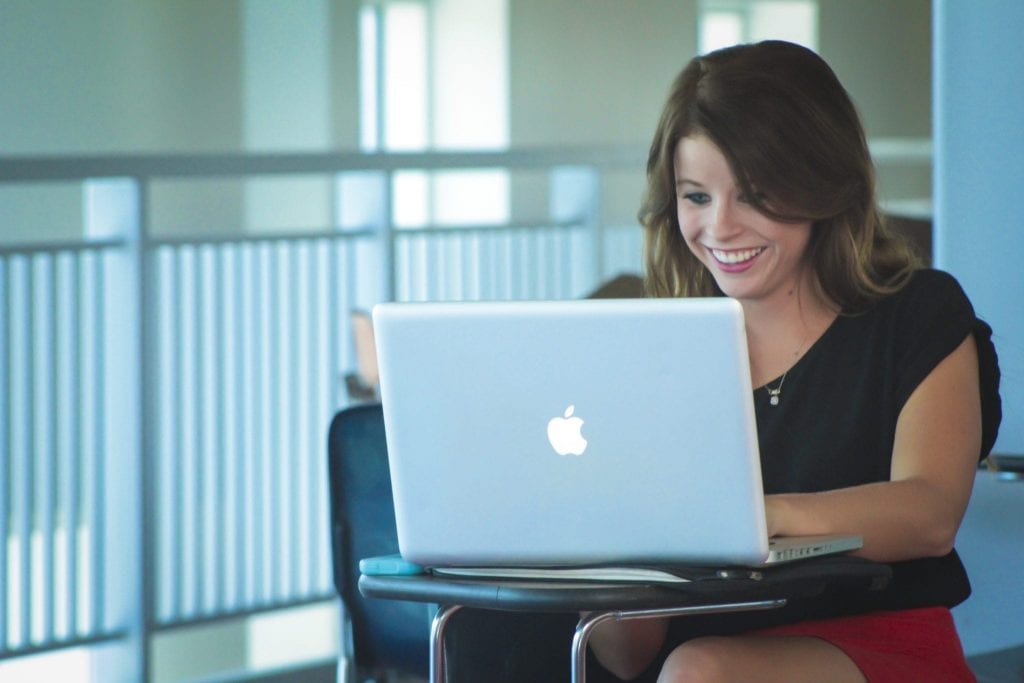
[710,247,766,265]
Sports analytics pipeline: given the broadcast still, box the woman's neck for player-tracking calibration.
[741,270,837,387]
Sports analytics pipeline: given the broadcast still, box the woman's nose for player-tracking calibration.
[707,200,742,240]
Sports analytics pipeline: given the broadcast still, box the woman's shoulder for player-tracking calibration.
[883,268,1001,458]
[829,267,978,379]
[871,268,975,329]
[894,268,971,307]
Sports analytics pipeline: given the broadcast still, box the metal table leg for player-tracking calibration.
[429,604,463,683]
[571,599,786,683]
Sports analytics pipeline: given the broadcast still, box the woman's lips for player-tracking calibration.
[709,246,766,272]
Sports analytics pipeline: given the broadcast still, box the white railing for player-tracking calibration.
[1,241,122,654]
[0,147,646,679]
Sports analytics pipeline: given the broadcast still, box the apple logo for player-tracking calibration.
[547,405,588,456]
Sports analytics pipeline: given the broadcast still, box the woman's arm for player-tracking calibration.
[765,334,982,562]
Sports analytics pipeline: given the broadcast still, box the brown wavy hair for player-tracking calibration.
[640,40,918,311]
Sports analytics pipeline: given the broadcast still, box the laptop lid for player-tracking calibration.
[372,297,786,567]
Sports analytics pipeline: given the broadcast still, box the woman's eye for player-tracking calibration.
[682,192,710,206]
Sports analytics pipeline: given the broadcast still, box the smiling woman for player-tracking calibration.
[583,39,1002,683]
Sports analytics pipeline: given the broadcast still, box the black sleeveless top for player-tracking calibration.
[754,268,1002,614]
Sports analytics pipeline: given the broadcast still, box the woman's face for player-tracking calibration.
[674,134,814,306]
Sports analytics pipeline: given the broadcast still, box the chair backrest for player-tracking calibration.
[327,402,430,676]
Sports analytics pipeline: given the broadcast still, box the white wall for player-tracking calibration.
[0,0,369,157]
[820,0,933,208]
[241,0,334,234]
[820,0,932,139]
[508,0,697,149]
[0,1,244,156]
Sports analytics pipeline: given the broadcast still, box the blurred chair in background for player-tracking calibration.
[328,402,430,682]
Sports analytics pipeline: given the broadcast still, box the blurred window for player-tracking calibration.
[359,1,510,228]
[699,0,818,53]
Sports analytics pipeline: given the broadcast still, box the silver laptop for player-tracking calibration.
[372,298,860,569]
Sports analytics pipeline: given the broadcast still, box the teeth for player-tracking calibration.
[711,247,764,264]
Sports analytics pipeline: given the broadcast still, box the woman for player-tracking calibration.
[588,40,1001,682]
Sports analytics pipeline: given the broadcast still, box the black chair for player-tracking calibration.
[328,402,431,682]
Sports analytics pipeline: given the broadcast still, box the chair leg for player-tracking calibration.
[338,600,355,683]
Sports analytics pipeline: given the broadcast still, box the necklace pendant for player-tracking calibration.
[769,393,780,406]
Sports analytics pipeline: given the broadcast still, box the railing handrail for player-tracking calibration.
[0,137,931,184]
[0,146,647,183]
[0,236,126,256]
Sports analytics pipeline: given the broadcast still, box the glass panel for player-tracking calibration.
[393,171,430,228]
[383,3,428,151]
[750,1,818,49]
[359,6,380,152]
[699,1,818,53]
[432,170,509,226]
[701,11,744,52]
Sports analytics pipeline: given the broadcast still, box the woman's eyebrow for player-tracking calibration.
[675,177,704,188]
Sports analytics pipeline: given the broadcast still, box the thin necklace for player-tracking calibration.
[766,372,787,406]
[765,329,811,407]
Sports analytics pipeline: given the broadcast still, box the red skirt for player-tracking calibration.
[748,607,976,682]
